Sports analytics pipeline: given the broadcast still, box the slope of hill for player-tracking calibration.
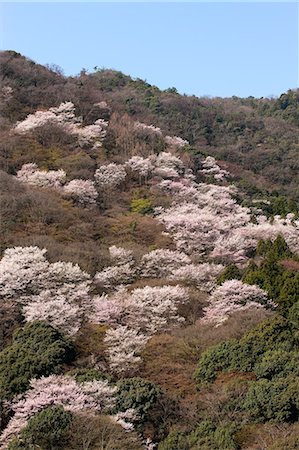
[0,51,299,449]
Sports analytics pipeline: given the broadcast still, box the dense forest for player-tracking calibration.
[0,50,298,449]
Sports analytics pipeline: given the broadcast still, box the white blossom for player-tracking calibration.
[170,263,224,291]
[141,249,191,278]
[109,246,134,266]
[165,135,189,148]
[94,163,126,188]
[125,156,154,179]
[104,326,148,374]
[16,163,66,188]
[63,179,98,205]
[200,156,229,181]
[23,295,82,336]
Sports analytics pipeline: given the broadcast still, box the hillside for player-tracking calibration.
[0,51,299,449]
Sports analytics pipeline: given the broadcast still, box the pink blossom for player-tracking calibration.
[201,280,273,326]
[141,249,191,278]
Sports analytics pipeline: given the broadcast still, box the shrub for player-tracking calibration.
[243,377,299,422]
[254,350,298,380]
[8,405,72,450]
[194,315,294,386]
[115,377,162,422]
[130,197,153,215]
[0,321,75,399]
[217,264,242,285]
[67,368,114,384]
[194,340,237,386]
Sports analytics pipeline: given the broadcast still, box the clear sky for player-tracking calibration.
[0,1,298,98]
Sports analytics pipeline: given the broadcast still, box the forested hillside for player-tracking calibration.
[0,50,298,449]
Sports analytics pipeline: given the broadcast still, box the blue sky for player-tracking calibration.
[0,2,298,98]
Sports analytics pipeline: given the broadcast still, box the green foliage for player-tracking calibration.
[0,321,75,399]
[288,301,299,329]
[8,405,72,450]
[243,377,299,422]
[130,197,153,215]
[116,377,162,422]
[158,430,190,450]
[217,264,242,285]
[194,315,295,386]
[243,236,299,309]
[158,421,238,450]
[254,349,298,380]
[66,368,114,384]
[193,340,237,385]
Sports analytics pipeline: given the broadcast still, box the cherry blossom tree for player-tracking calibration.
[134,121,162,136]
[201,280,274,326]
[0,375,118,447]
[23,295,82,336]
[94,263,137,290]
[94,163,126,188]
[62,179,98,205]
[127,285,188,334]
[0,246,50,298]
[153,152,184,179]
[170,263,224,291]
[16,163,66,188]
[104,325,148,374]
[109,246,134,266]
[140,249,191,278]
[165,135,189,149]
[199,156,229,181]
[125,156,154,182]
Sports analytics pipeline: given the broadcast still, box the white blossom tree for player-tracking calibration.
[23,295,82,336]
[16,163,66,188]
[62,179,98,205]
[94,163,126,189]
[170,262,224,291]
[141,249,191,278]
[104,326,148,374]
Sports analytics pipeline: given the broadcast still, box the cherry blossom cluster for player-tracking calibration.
[16,163,98,205]
[95,246,136,289]
[133,121,162,136]
[92,284,189,373]
[16,163,66,188]
[125,156,154,181]
[0,374,123,448]
[201,280,274,326]
[152,152,299,264]
[164,135,189,148]
[14,102,108,148]
[94,163,127,188]
[62,179,98,205]
[0,246,91,335]
[199,156,230,181]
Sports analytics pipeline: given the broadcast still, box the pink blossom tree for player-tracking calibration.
[201,280,274,326]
